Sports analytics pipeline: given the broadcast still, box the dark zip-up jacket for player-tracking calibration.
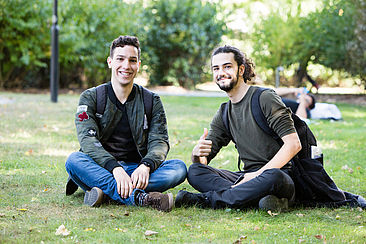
[75,83,169,172]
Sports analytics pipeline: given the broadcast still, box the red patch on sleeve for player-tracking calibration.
[78,111,89,121]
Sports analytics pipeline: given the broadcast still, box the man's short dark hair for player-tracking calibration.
[110,35,141,59]
[211,45,256,83]
[308,93,316,110]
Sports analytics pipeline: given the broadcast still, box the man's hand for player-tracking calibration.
[232,171,259,188]
[112,167,133,199]
[192,128,212,165]
[131,164,150,190]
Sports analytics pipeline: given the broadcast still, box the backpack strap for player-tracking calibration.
[221,101,243,170]
[222,101,234,142]
[95,83,107,118]
[221,87,282,171]
[251,87,280,141]
[142,87,153,125]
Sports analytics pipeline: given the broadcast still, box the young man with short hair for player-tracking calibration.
[274,87,316,119]
[65,35,187,211]
[175,45,301,211]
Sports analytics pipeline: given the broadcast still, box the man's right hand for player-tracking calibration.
[191,128,212,165]
[112,167,133,199]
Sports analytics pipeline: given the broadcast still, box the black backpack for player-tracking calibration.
[221,87,349,205]
[95,83,154,126]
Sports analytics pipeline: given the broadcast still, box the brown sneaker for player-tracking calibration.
[84,187,104,207]
[139,192,173,212]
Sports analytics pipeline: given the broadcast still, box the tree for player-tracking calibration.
[140,0,226,88]
[251,5,302,86]
[346,0,366,86]
[0,0,143,89]
[0,0,51,88]
[250,0,362,88]
[58,0,142,88]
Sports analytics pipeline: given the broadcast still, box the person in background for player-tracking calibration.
[274,87,316,119]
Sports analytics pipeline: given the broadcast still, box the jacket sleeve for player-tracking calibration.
[75,89,117,168]
[141,94,170,172]
[206,107,232,164]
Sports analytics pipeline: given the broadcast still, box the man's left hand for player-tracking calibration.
[131,164,150,190]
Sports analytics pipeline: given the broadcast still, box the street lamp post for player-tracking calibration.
[50,0,59,103]
[275,66,284,88]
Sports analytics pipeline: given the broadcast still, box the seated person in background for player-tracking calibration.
[274,87,316,119]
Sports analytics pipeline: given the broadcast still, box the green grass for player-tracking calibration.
[0,91,365,243]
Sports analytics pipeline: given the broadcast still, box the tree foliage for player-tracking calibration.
[251,0,364,88]
[57,0,142,88]
[0,0,51,88]
[346,0,366,82]
[0,0,226,89]
[140,0,226,88]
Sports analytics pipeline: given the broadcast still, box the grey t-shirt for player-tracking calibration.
[207,86,296,171]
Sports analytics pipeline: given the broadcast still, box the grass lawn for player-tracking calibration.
[0,91,365,243]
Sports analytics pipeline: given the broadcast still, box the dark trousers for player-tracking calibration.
[187,163,295,209]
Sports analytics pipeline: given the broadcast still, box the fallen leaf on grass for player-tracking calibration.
[31,197,38,202]
[233,235,247,244]
[0,213,5,217]
[124,210,130,216]
[110,213,116,218]
[25,149,33,156]
[17,208,28,212]
[267,210,279,216]
[341,165,353,173]
[314,234,326,241]
[84,228,96,232]
[254,226,260,231]
[298,238,305,243]
[296,213,305,217]
[144,230,158,236]
[115,228,127,232]
[55,224,70,236]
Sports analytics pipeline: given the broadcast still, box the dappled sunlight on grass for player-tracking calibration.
[342,109,366,118]
[42,148,74,157]
[317,140,338,150]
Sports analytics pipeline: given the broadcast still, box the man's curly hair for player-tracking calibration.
[211,45,256,83]
[110,35,141,59]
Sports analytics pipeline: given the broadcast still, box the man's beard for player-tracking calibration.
[216,70,240,92]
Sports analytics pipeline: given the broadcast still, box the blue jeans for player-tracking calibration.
[65,152,187,205]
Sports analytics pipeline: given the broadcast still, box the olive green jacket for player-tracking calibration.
[75,83,169,171]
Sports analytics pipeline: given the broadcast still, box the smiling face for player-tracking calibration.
[107,45,140,87]
[211,52,244,92]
